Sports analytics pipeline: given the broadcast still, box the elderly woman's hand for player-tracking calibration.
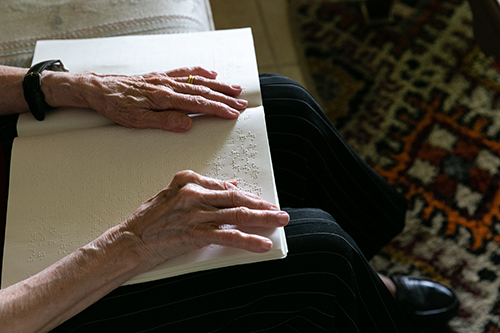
[42,66,248,132]
[0,170,287,333]
[120,170,289,270]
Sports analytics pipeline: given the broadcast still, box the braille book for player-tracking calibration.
[2,28,287,288]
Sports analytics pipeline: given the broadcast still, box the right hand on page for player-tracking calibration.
[119,170,289,271]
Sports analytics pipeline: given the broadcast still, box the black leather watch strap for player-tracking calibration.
[22,60,68,121]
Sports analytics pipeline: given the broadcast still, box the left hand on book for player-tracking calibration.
[80,66,248,132]
[1,64,248,130]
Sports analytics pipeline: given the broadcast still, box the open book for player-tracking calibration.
[2,28,287,288]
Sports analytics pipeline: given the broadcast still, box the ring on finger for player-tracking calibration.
[187,75,195,85]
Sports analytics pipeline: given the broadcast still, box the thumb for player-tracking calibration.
[141,110,193,132]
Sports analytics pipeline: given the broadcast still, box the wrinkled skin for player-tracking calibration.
[124,170,289,269]
[79,67,248,132]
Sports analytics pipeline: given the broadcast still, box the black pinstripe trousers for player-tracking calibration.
[49,74,413,332]
[4,74,413,332]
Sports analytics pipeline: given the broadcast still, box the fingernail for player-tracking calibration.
[270,204,280,210]
[231,84,242,90]
[210,70,218,76]
[261,239,273,251]
[178,117,192,130]
[231,110,240,117]
[236,99,248,107]
[277,211,289,225]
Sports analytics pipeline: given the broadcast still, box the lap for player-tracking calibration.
[0,75,411,332]
[51,208,412,333]
[260,74,407,259]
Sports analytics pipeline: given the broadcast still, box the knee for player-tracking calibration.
[259,73,317,105]
[284,208,363,259]
[259,73,298,85]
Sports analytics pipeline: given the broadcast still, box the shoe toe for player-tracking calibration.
[391,276,459,328]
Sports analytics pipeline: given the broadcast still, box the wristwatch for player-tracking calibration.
[23,59,69,121]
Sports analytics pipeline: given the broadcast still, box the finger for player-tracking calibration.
[205,207,290,228]
[170,170,240,192]
[231,187,263,201]
[211,228,274,253]
[170,172,270,207]
[164,66,218,79]
[228,179,238,187]
[174,82,247,110]
[189,186,279,211]
[175,75,244,98]
[168,92,241,119]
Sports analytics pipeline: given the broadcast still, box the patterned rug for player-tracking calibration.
[289,0,500,332]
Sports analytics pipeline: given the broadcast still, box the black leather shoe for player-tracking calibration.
[390,275,460,329]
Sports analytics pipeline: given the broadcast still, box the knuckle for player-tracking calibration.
[172,171,186,183]
[177,184,203,202]
[173,170,196,181]
[222,228,240,244]
[234,206,251,224]
[193,95,210,107]
[177,184,193,195]
[156,80,174,91]
[214,101,229,111]
[172,170,197,188]
[182,66,197,74]
[227,189,239,206]
[151,71,169,80]
[135,77,148,89]
[196,85,211,95]
[263,210,277,223]
[191,66,204,72]
[220,180,235,190]
[148,90,173,110]
[145,71,160,77]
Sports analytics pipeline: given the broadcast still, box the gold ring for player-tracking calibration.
[187,75,195,84]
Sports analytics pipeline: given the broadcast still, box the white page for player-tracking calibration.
[18,29,262,137]
[3,29,286,288]
[5,106,284,287]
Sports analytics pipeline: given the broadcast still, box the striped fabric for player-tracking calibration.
[260,74,407,260]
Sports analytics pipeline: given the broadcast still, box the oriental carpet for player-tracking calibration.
[289,0,500,332]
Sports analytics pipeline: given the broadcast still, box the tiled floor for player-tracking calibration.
[209,0,308,89]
